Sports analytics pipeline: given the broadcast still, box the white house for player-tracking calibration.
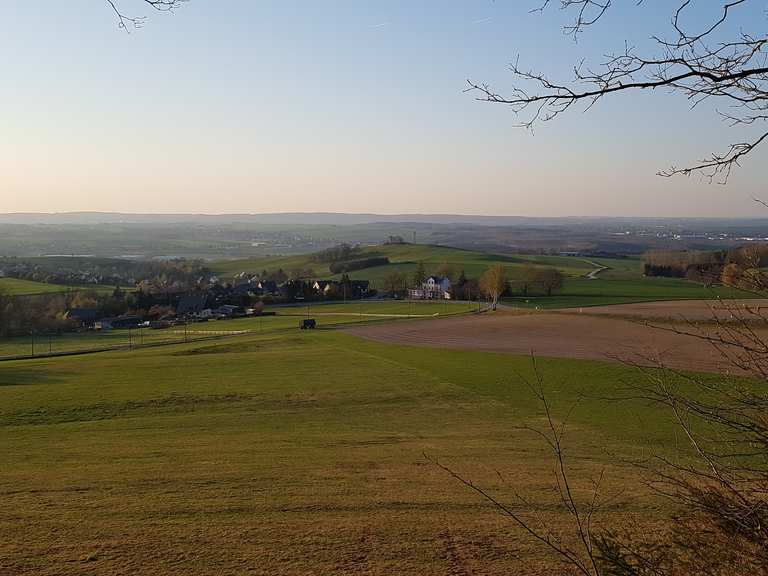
[408,276,451,300]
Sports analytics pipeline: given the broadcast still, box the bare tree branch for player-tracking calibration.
[471,1,768,181]
[104,0,186,31]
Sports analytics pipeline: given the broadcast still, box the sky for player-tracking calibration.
[1,0,766,217]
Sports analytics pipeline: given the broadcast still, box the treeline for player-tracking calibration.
[0,257,211,291]
[381,262,564,299]
[0,289,132,337]
[329,257,389,274]
[311,243,361,264]
[644,245,768,284]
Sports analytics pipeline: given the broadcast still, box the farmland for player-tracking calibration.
[0,278,128,297]
[211,243,597,282]
[0,320,702,575]
[213,243,754,309]
[0,301,472,360]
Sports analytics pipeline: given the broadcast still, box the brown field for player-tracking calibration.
[344,301,768,373]
[563,298,768,322]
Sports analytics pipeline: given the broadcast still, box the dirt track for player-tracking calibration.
[344,304,768,373]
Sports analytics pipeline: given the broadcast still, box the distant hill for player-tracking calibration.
[3,211,768,227]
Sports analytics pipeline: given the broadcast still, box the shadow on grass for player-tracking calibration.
[0,367,66,387]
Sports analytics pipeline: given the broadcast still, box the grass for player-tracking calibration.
[504,276,754,309]
[0,325,710,574]
[212,243,756,309]
[211,243,597,285]
[272,299,477,316]
[0,303,472,359]
[0,277,124,297]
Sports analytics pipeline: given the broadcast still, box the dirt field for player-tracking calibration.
[562,298,768,322]
[344,303,768,373]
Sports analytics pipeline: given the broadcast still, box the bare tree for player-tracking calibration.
[383,271,408,298]
[535,267,565,296]
[479,264,508,310]
[468,1,768,182]
[104,0,186,30]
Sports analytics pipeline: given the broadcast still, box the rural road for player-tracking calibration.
[583,260,609,279]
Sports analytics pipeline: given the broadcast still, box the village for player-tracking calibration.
[62,272,456,333]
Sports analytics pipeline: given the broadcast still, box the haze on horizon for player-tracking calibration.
[2,1,765,218]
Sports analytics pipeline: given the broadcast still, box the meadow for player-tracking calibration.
[211,243,596,284]
[0,301,473,360]
[212,243,754,309]
[0,320,707,575]
[0,278,104,296]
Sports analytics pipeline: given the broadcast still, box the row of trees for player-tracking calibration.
[382,262,565,305]
[0,257,211,293]
[644,246,768,285]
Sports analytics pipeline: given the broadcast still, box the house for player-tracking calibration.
[312,280,339,295]
[66,308,98,328]
[408,276,451,300]
[176,294,208,317]
[256,280,278,295]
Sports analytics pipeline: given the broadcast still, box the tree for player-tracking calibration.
[435,262,455,283]
[105,0,186,30]
[468,1,768,182]
[535,267,564,296]
[479,264,507,310]
[412,262,427,288]
[516,264,538,297]
[383,271,408,298]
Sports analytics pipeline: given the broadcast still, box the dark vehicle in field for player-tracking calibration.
[299,319,316,330]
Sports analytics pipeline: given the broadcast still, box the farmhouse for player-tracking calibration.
[409,276,451,300]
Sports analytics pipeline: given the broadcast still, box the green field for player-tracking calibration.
[503,276,753,309]
[274,299,477,316]
[212,243,755,309]
[211,243,596,284]
[0,277,122,297]
[0,302,472,360]
[0,323,700,574]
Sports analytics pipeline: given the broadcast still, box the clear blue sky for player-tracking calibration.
[1,1,764,216]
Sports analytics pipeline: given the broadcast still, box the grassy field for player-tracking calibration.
[0,277,122,297]
[212,243,755,309]
[274,300,477,316]
[503,276,753,309]
[0,302,472,360]
[0,323,708,575]
[211,243,597,284]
